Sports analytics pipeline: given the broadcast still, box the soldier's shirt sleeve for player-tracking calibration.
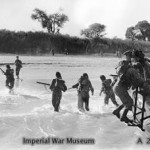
[89,81,94,92]
[62,80,67,91]
[50,79,55,91]
[72,83,79,88]
[100,82,105,92]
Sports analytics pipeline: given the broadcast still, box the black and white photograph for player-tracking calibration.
[0,0,150,150]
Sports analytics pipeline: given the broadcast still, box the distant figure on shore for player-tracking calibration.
[64,48,69,55]
[99,75,119,107]
[72,73,94,112]
[14,56,22,79]
[50,72,67,112]
[0,65,15,94]
[51,49,55,56]
[116,50,122,58]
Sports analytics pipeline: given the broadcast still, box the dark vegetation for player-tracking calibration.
[0,30,150,55]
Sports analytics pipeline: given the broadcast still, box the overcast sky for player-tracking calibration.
[0,0,150,39]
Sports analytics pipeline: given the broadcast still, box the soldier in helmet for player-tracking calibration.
[112,50,147,124]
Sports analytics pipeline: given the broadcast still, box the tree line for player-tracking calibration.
[0,29,150,55]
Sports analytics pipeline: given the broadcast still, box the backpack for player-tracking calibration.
[103,79,112,92]
[55,79,67,92]
[16,60,22,68]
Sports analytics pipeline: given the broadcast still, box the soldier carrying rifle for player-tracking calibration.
[50,72,67,112]
[0,65,15,94]
[99,75,119,107]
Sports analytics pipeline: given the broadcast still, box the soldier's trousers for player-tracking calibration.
[113,84,133,120]
[78,93,89,111]
[114,85,133,110]
[52,92,62,112]
[16,67,21,76]
[104,91,118,106]
[6,79,14,89]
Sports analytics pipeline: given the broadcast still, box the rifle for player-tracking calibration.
[109,74,118,77]
[36,81,50,86]
[0,68,5,74]
[68,87,73,90]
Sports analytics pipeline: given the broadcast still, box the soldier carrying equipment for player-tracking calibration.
[100,75,119,107]
[72,73,94,112]
[1,65,15,94]
[50,72,67,112]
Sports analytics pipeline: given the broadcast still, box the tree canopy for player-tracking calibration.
[81,23,106,38]
[31,8,69,34]
[125,20,150,41]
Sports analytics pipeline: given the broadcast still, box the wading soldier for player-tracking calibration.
[50,72,67,112]
[99,75,119,107]
[72,73,94,112]
[14,56,22,79]
[0,65,15,94]
[112,60,147,124]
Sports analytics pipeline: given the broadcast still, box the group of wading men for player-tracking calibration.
[1,56,22,93]
[1,51,150,125]
[49,49,150,125]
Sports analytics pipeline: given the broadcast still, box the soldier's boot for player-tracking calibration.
[85,106,89,111]
[85,102,89,111]
[112,101,119,107]
[120,109,132,123]
[112,105,124,119]
[54,107,59,112]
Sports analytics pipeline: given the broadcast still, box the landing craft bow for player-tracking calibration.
[130,88,150,131]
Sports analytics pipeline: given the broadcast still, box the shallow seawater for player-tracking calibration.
[0,55,149,150]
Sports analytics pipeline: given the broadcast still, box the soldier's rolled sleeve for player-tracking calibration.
[72,83,79,88]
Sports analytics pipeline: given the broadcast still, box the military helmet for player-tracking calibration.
[56,72,62,79]
[6,65,10,68]
[123,50,132,57]
[100,75,106,80]
[83,73,88,78]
